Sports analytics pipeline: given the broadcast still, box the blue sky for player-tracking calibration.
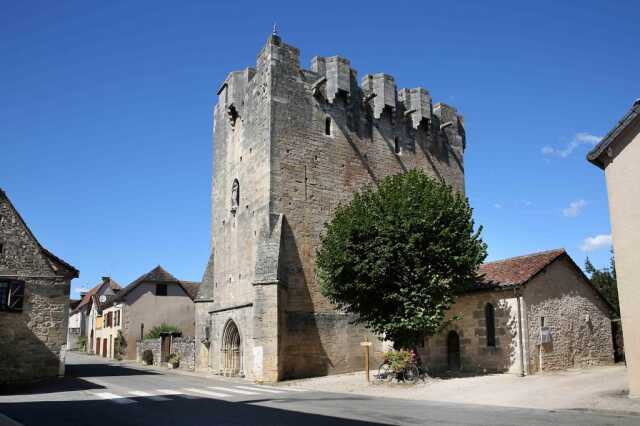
[2,1,637,297]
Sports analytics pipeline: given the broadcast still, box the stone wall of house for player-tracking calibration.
[0,191,72,385]
[420,290,524,374]
[196,35,465,381]
[523,257,614,372]
[137,338,161,366]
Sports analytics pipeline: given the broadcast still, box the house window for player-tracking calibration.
[325,117,332,136]
[156,283,168,296]
[485,303,496,347]
[0,280,25,313]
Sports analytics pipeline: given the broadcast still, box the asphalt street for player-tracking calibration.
[0,352,638,426]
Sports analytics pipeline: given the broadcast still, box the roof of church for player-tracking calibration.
[475,248,567,290]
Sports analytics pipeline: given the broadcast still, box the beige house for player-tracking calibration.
[421,249,614,375]
[0,188,79,385]
[588,98,640,398]
[111,266,199,359]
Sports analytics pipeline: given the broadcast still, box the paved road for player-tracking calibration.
[1,353,638,426]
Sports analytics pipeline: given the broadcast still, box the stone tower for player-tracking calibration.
[194,35,466,382]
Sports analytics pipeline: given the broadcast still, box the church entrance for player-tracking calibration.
[447,330,461,370]
[221,320,241,376]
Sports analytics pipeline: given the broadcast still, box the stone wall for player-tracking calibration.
[421,290,524,375]
[136,337,196,371]
[523,257,614,372]
[0,191,73,385]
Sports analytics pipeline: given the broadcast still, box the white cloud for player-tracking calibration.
[493,203,503,209]
[580,234,612,252]
[542,132,602,158]
[562,199,588,217]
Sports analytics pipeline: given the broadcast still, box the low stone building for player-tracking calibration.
[588,98,640,398]
[110,266,199,360]
[0,188,79,385]
[421,249,615,375]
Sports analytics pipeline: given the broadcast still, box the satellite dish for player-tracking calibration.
[99,295,107,303]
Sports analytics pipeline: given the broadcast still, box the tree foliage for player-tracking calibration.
[585,252,619,316]
[316,170,487,348]
[144,323,181,340]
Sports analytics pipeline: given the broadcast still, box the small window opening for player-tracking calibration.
[325,117,332,136]
[394,137,401,154]
[156,283,168,296]
[228,105,239,128]
[485,303,496,347]
[540,316,545,328]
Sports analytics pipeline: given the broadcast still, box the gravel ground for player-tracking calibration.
[285,365,640,415]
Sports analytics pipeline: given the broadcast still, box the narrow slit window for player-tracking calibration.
[325,117,332,136]
[485,303,496,347]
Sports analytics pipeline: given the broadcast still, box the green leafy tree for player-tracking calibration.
[316,170,487,348]
[144,323,181,340]
[585,251,619,316]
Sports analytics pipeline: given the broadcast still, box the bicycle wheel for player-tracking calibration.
[377,362,394,382]
[402,365,420,383]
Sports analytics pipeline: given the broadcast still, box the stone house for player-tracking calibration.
[588,98,640,398]
[0,188,79,385]
[195,34,466,381]
[67,276,120,352]
[421,249,615,375]
[111,266,199,360]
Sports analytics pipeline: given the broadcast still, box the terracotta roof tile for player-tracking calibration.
[475,249,566,290]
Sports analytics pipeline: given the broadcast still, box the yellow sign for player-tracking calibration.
[360,341,372,347]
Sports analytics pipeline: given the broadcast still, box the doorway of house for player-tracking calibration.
[90,330,94,352]
[96,337,101,356]
[447,330,461,370]
[102,338,107,357]
[222,320,241,376]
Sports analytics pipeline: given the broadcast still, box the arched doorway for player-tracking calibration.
[447,330,461,370]
[221,320,241,376]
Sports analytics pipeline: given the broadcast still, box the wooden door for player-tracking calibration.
[447,331,461,370]
[161,335,171,362]
[96,338,101,355]
[102,338,107,357]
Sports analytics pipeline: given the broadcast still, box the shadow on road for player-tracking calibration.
[0,396,389,426]
[0,377,105,396]
[66,363,160,378]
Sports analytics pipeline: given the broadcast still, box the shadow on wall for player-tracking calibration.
[0,395,388,426]
[0,316,62,388]
[281,218,330,379]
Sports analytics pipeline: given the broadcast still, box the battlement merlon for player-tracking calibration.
[434,103,466,150]
[216,67,255,118]
[398,88,432,130]
[311,56,355,103]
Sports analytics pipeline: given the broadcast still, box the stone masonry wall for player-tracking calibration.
[136,337,196,370]
[420,290,523,374]
[0,192,72,385]
[523,257,614,372]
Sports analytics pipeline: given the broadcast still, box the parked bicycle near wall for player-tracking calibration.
[375,349,429,384]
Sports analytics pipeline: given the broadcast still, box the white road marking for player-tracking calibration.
[255,385,308,392]
[91,392,136,404]
[207,386,259,395]
[235,385,284,394]
[128,391,170,401]
[183,388,231,398]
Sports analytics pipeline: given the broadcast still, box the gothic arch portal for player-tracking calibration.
[221,319,242,376]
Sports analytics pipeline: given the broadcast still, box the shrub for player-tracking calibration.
[77,336,87,352]
[144,323,181,340]
[385,349,413,372]
[167,353,180,365]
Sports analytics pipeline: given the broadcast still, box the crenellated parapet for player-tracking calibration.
[398,88,432,130]
[216,67,255,126]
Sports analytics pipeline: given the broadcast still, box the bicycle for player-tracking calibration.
[376,351,430,384]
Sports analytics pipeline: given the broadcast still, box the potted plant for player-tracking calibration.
[167,353,180,369]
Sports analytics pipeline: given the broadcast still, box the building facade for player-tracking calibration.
[588,98,640,398]
[0,188,79,385]
[421,249,614,375]
[195,35,466,381]
[113,266,198,360]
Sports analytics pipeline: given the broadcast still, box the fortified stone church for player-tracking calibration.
[194,34,466,382]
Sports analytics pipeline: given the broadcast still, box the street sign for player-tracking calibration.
[360,341,372,347]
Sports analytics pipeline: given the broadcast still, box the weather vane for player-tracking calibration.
[272,23,279,37]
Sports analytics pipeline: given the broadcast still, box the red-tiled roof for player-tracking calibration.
[475,249,566,290]
[72,277,121,313]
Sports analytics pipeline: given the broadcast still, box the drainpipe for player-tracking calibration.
[515,287,526,377]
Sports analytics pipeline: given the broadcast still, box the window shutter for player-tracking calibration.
[8,281,25,312]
